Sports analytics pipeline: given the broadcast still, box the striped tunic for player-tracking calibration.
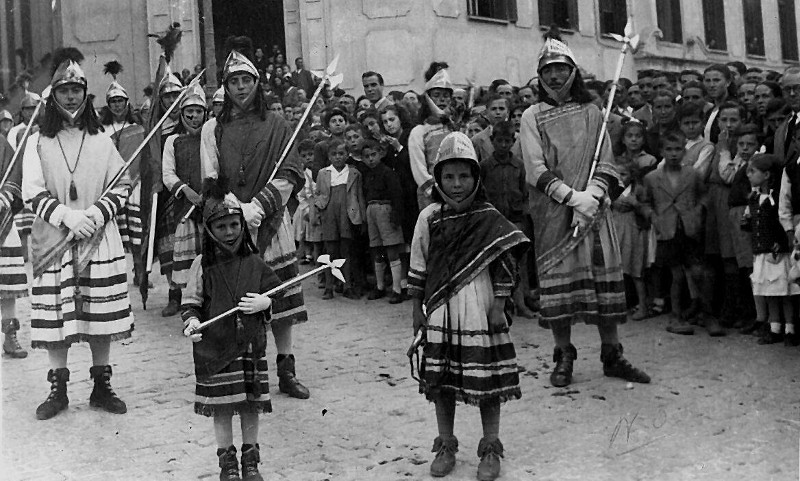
[0,136,27,299]
[409,202,526,406]
[22,129,133,349]
[106,122,146,252]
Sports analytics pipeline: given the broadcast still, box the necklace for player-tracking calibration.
[218,256,246,330]
[111,119,128,149]
[56,130,87,201]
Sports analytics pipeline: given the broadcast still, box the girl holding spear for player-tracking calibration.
[22,48,133,420]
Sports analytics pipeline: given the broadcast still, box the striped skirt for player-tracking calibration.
[0,225,28,300]
[537,211,627,329]
[262,211,307,326]
[117,182,142,251]
[171,218,201,288]
[13,208,35,237]
[421,269,521,406]
[30,222,134,349]
[195,345,271,417]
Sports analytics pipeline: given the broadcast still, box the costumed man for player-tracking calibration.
[0,133,28,358]
[100,61,148,286]
[161,82,206,298]
[210,87,225,118]
[518,32,651,388]
[7,91,43,260]
[22,48,133,420]
[200,37,310,400]
[142,64,185,316]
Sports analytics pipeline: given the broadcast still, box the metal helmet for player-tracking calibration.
[537,37,577,73]
[222,49,259,84]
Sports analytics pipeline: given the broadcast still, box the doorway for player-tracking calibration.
[210,0,285,80]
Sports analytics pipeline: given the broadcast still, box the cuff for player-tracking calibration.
[171,182,187,198]
[49,204,69,228]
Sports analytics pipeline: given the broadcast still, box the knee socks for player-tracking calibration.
[374,261,386,291]
[390,260,403,294]
[435,394,456,439]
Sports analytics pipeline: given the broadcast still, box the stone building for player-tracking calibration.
[2,0,800,108]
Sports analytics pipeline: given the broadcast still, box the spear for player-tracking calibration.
[572,18,639,237]
[190,255,345,334]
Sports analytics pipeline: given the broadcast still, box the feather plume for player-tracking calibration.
[202,175,231,201]
[148,22,182,63]
[103,60,123,80]
[424,62,449,82]
[50,47,84,76]
[224,35,254,60]
[543,25,563,42]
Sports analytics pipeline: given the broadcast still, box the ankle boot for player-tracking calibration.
[550,344,577,387]
[2,318,27,358]
[217,446,240,481]
[277,354,310,399]
[601,343,651,383]
[240,444,263,481]
[89,365,127,414]
[476,437,503,481]
[36,368,70,420]
[430,436,458,477]
[161,288,182,317]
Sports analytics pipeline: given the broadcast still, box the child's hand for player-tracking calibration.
[412,299,427,335]
[183,317,203,342]
[488,301,508,334]
[238,292,272,314]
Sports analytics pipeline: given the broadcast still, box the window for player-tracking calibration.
[538,0,578,31]
[598,0,626,35]
[779,0,799,61]
[656,0,683,43]
[743,0,765,56]
[701,0,727,50]
[466,0,518,23]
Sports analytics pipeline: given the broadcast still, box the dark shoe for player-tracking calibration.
[739,320,761,335]
[665,316,695,335]
[702,314,725,337]
[89,365,127,414]
[549,344,577,387]
[334,283,344,294]
[388,291,404,304]
[343,287,361,300]
[681,298,702,322]
[601,343,651,383]
[476,438,503,481]
[784,332,800,347]
[217,446,240,481]
[36,368,70,420]
[322,289,334,300]
[524,295,541,313]
[402,288,413,301]
[2,318,28,358]
[240,444,263,481]
[161,289,182,317]
[367,288,386,300]
[430,436,458,477]
[277,355,310,399]
[758,330,783,345]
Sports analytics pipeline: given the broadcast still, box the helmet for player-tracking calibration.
[106,81,129,101]
[211,87,225,105]
[537,37,577,73]
[180,82,207,110]
[20,91,42,109]
[424,69,453,93]
[158,65,184,96]
[222,50,259,84]
[431,132,481,213]
[51,60,87,90]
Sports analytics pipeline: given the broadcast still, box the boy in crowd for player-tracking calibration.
[472,94,510,162]
[676,102,715,179]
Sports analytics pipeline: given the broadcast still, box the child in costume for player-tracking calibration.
[409,132,528,481]
[182,176,280,481]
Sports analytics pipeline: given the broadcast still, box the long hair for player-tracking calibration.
[39,93,103,138]
[536,68,594,106]
[99,103,139,126]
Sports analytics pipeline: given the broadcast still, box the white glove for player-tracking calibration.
[62,209,96,240]
[571,211,592,232]
[238,292,272,314]
[84,205,105,228]
[241,201,263,228]
[566,189,600,218]
[0,193,9,212]
[183,317,203,342]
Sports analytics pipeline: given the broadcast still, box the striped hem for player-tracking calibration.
[194,400,272,417]
[31,329,133,350]
[421,385,521,407]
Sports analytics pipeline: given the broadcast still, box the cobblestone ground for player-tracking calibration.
[2,262,800,480]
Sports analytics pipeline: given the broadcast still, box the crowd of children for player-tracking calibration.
[5,34,800,481]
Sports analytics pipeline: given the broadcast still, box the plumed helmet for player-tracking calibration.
[158,64,184,95]
[104,61,129,101]
[211,86,225,104]
[20,91,42,109]
[51,60,87,90]
[180,82,207,110]
[202,176,243,225]
[537,37,576,73]
[222,49,259,84]
[424,69,454,94]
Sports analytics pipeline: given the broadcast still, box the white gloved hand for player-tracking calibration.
[238,292,272,314]
[571,210,592,232]
[62,209,96,240]
[241,202,263,228]
[183,317,203,342]
[84,205,105,228]
[0,193,10,212]
[566,189,600,218]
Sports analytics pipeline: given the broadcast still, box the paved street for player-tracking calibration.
[2,261,800,480]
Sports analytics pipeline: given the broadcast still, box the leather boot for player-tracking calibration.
[217,446,240,481]
[89,365,127,414]
[549,344,577,387]
[429,436,458,477]
[240,444,263,481]
[277,354,310,399]
[161,288,182,317]
[476,438,503,481]
[601,343,651,383]
[2,318,27,358]
[700,313,725,337]
[36,368,70,420]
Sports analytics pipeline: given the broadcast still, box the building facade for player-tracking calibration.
[3,0,800,108]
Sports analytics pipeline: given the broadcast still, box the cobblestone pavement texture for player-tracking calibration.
[2,262,800,480]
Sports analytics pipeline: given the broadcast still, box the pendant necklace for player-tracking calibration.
[219,257,246,330]
[56,130,87,201]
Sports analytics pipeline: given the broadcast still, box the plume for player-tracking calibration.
[50,47,84,76]
[148,22,182,63]
[224,36,254,60]
[103,60,123,79]
[202,175,231,201]
[543,25,564,42]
